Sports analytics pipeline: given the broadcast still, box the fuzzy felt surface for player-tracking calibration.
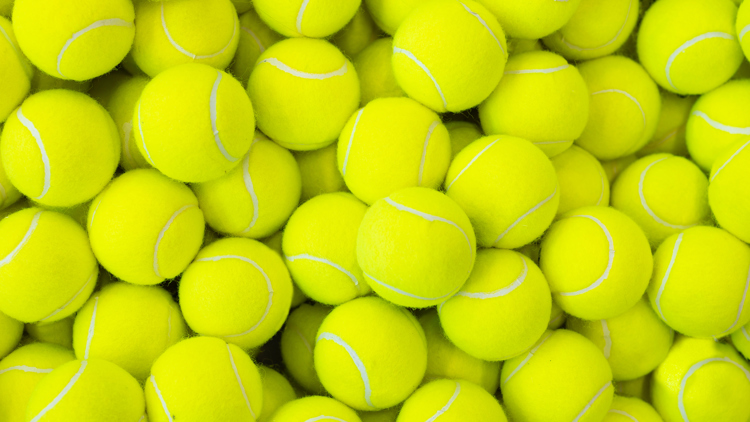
[709,137,750,244]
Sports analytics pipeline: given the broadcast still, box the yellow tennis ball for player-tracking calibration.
[257,366,297,422]
[145,337,263,422]
[192,132,301,239]
[541,206,653,320]
[359,408,399,422]
[0,144,23,211]
[604,395,663,422]
[638,0,743,95]
[353,38,405,106]
[551,145,610,217]
[397,379,507,422]
[731,320,750,359]
[261,230,310,309]
[0,310,22,358]
[26,316,74,349]
[439,249,551,362]
[363,0,429,35]
[652,336,750,422]
[87,169,205,285]
[614,376,651,402]
[230,9,283,85]
[710,139,750,243]
[12,0,134,81]
[476,0,581,40]
[501,329,614,422]
[445,135,559,249]
[0,90,120,207]
[132,0,239,77]
[249,38,360,150]
[507,38,543,56]
[332,7,379,58]
[542,0,639,61]
[272,396,362,422]
[133,63,255,183]
[638,91,696,158]
[575,56,661,160]
[738,0,750,60]
[0,16,32,124]
[357,187,476,308]
[392,0,507,113]
[479,50,589,157]
[295,144,347,202]
[314,296,427,411]
[647,226,750,338]
[0,208,97,323]
[566,298,674,381]
[232,0,253,14]
[444,121,483,158]
[0,0,11,17]
[254,0,361,38]
[281,303,332,394]
[30,68,90,93]
[601,154,637,184]
[548,300,567,330]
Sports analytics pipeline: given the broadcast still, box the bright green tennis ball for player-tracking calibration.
[0,143,22,211]
[476,0,581,40]
[397,379,507,422]
[0,16,32,124]
[29,68,90,93]
[281,303,332,394]
[575,56,661,160]
[87,169,205,285]
[295,144,347,202]
[332,7,379,58]
[133,63,255,183]
[0,208,97,323]
[232,0,253,13]
[25,316,74,349]
[638,0,743,95]
[738,0,750,61]
[419,310,500,394]
[601,154,637,184]
[254,0,361,38]
[353,38,405,106]
[548,300,567,329]
[249,38,360,150]
[257,366,297,422]
[230,9,283,85]
[731,320,750,359]
[363,0,429,35]
[647,226,750,338]
[604,395,663,422]
[145,337,263,422]
[541,206,653,320]
[445,135,559,249]
[261,230,310,309]
[392,0,507,113]
[652,336,750,422]
[479,50,589,157]
[501,329,614,422]
[566,298,674,381]
[710,139,750,243]
[543,0,639,61]
[444,121,483,158]
[132,0,239,77]
[638,92,695,158]
[614,376,651,402]
[359,408,399,422]
[315,297,427,411]
[0,310,22,358]
[0,90,120,207]
[551,145,610,217]
[338,97,451,205]
[357,187,476,308]
[271,396,362,422]
[12,0,134,81]
[0,0,11,17]
[193,132,301,239]
[439,249,551,362]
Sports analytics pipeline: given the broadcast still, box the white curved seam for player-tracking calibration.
[260,58,348,79]
[241,26,265,53]
[296,0,310,35]
[720,265,750,336]
[601,320,612,359]
[456,257,527,299]
[29,360,88,422]
[679,357,750,421]
[505,64,569,74]
[666,32,734,91]
[39,268,97,322]
[240,140,261,234]
[572,382,611,422]
[419,121,439,185]
[561,0,633,52]
[0,24,19,55]
[137,104,155,164]
[227,344,256,419]
[639,157,693,230]
[0,211,41,268]
[692,110,750,136]
[0,366,54,375]
[711,139,750,182]
[741,24,750,41]
[493,187,557,246]
[608,410,639,422]
[366,271,458,302]
[150,376,173,422]
[286,254,359,288]
[154,205,196,278]
[557,215,615,296]
[446,139,499,190]
[122,121,135,168]
[385,197,472,253]
[317,332,374,408]
[502,331,553,385]
[89,197,103,228]
[426,381,461,422]
[57,19,133,77]
[303,417,348,422]
[655,233,683,322]
[84,296,99,359]
[138,416,145,422]
[342,109,363,177]
[293,327,313,354]
[17,107,50,200]
[393,47,447,110]
[592,89,645,130]
[161,2,237,59]
[458,1,504,54]
[210,72,239,163]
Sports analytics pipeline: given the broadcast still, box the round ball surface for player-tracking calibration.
[551,145,610,216]
[0,16,32,123]
[295,144,347,202]
[445,121,483,158]
[26,316,74,349]
[731,321,750,360]
[604,395,663,422]
[397,379,507,422]
[476,0,581,40]
[281,303,332,394]
[0,149,23,211]
[254,0,361,38]
[0,310,23,358]
[257,366,297,422]
[738,0,750,61]
[710,139,750,243]
[638,91,695,157]
[230,9,283,85]
[363,0,430,35]
[331,7,379,57]
[354,38,405,106]
[271,396,362,422]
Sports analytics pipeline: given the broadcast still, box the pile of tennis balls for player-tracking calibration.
[2,0,750,420]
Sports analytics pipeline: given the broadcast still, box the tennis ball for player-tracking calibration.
[0,310,23,358]
[295,144,347,202]
[230,9,283,85]
[601,154,637,184]
[180,237,293,350]
[87,169,205,285]
[638,92,696,158]
[0,90,120,207]
[566,298,674,381]
[501,329,614,422]
[647,226,750,338]
[363,0,429,35]
[0,343,75,422]
[392,0,507,113]
[249,38,360,151]
[283,193,370,305]
[0,147,22,211]
[614,376,651,402]
[338,97,451,205]
[132,0,239,77]
[0,208,97,323]
[738,0,750,60]
[30,69,90,93]
[134,63,255,183]
[652,336,750,422]
[604,395,663,422]
[0,0,11,17]
[638,0,743,95]
[257,366,297,422]
[551,145,610,217]
[281,303,332,394]
[26,316,74,349]
[261,231,309,309]
[12,0,134,80]
[332,7,380,58]
[397,379,507,422]
[27,358,144,422]
[445,121,483,158]
[439,249,551,362]
[0,197,27,221]
[254,0,361,38]
[419,310,500,394]
[445,135,559,249]
[315,296,427,410]
[548,300,567,330]
[0,16,32,124]
[145,336,263,422]
[541,206,653,320]
[476,0,581,40]
[232,0,253,13]
[479,51,589,157]
[193,132,301,239]
[507,38,543,56]
[359,408,399,422]
[575,56,661,160]
[357,187,476,308]
[542,0,639,61]
[353,38,405,106]
[731,321,750,359]
[710,139,750,243]
[271,396,362,422]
